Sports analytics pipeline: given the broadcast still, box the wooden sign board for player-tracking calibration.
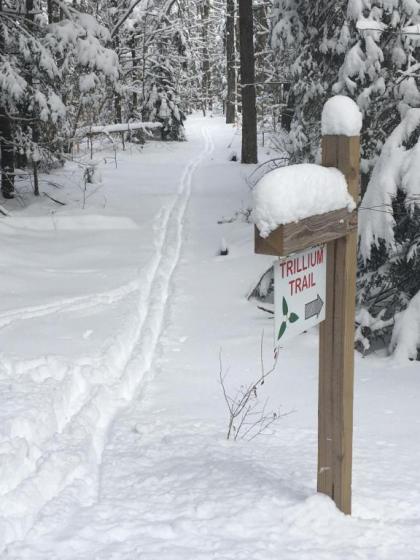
[274,245,326,345]
[255,209,356,258]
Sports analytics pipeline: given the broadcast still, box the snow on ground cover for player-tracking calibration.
[253,163,355,237]
[1,117,420,559]
[391,290,420,361]
[321,95,363,137]
[0,123,211,549]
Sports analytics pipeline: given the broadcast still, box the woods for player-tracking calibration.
[1,2,420,556]
[1,1,420,357]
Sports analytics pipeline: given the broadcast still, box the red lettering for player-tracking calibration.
[289,279,295,295]
[279,261,287,278]
[310,252,316,268]
[287,261,293,276]
[316,248,324,265]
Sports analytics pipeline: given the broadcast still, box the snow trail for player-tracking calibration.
[0,123,213,551]
[4,118,420,560]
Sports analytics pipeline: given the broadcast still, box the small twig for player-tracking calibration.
[43,192,66,206]
[257,305,274,315]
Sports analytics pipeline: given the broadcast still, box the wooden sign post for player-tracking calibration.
[317,134,359,515]
[254,125,360,515]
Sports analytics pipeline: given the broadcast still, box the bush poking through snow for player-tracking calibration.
[219,238,229,256]
[219,335,284,441]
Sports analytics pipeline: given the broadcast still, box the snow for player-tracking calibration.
[76,121,162,139]
[356,18,387,32]
[0,117,419,559]
[359,108,420,259]
[390,290,420,361]
[321,95,363,137]
[253,163,355,238]
[402,24,420,38]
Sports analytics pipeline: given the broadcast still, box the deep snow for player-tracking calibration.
[0,116,419,559]
[253,163,355,236]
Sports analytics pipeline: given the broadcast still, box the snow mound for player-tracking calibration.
[253,164,355,238]
[390,291,420,361]
[322,95,363,137]
[0,215,139,232]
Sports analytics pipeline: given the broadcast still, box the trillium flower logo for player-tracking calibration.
[277,297,299,340]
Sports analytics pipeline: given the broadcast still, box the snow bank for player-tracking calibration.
[359,108,420,259]
[322,95,363,137]
[0,215,139,232]
[390,291,420,361]
[253,164,355,238]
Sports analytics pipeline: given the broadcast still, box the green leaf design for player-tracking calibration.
[277,321,287,340]
[282,297,288,316]
[289,313,299,324]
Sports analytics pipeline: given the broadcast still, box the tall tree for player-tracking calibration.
[201,0,211,115]
[0,0,15,198]
[226,0,236,123]
[26,0,40,196]
[239,0,258,163]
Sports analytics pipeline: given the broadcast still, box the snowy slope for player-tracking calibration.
[1,117,420,559]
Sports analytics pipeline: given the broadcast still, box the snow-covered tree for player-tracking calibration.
[270,0,347,161]
[357,108,420,358]
[0,1,119,198]
[333,0,420,191]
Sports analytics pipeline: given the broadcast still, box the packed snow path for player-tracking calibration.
[2,117,420,559]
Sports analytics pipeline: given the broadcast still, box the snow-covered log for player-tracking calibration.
[75,121,163,140]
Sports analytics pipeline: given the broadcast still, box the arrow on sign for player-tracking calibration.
[305,294,324,320]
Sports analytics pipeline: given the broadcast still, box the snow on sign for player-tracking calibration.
[274,245,326,345]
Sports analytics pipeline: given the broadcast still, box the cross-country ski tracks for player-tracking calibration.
[0,126,214,551]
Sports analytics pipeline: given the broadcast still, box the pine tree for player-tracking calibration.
[270,0,347,162]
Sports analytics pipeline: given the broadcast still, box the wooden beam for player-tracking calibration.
[254,208,356,257]
[318,135,360,514]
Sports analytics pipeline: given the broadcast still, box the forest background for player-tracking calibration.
[1,0,420,359]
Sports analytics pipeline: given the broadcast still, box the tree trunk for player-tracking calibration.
[201,1,211,115]
[239,0,257,163]
[47,0,55,23]
[130,35,138,116]
[0,0,14,198]
[0,109,15,199]
[27,0,39,196]
[226,0,236,124]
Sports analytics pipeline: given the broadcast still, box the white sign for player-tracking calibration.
[274,244,327,345]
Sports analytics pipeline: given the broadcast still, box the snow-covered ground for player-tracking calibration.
[1,116,419,559]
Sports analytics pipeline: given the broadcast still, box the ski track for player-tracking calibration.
[0,124,214,551]
[0,280,142,331]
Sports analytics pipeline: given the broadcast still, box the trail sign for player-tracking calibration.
[254,97,360,514]
[274,245,326,345]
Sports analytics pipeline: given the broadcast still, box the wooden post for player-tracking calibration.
[318,134,360,514]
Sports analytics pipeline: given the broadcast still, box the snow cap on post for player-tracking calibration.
[321,96,362,137]
[253,164,355,238]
